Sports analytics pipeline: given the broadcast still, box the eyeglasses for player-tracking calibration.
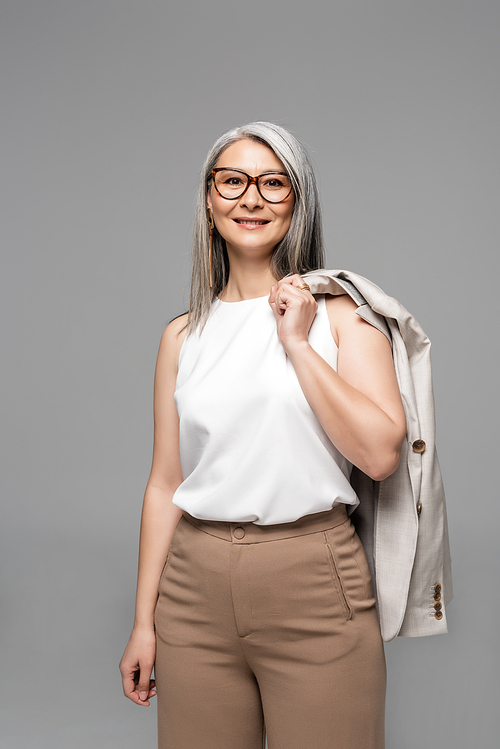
[212,168,293,204]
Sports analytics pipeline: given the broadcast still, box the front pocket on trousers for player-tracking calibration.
[158,516,183,589]
[158,548,173,588]
[324,533,353,621]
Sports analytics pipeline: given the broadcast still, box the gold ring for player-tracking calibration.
[297,283,311,292]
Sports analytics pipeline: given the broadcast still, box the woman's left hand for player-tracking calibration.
[269,275,318,352]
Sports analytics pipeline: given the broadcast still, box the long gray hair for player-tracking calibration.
[188,122,325,332]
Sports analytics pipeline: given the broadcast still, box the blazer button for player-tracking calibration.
[412,439,426,453]
[434,591,441,602]
[416,502,422,516]
[435,610,443,620]
[434,583,442,594]
[434,601,442,611]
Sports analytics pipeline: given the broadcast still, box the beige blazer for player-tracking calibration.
[301,269,452,642]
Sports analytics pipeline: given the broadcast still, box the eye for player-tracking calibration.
[260,174,291,193]
[224,176,245,186]
[262,177,285,188]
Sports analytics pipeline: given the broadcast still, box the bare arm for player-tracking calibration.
[119,314,188,706]
[269,277,406,481]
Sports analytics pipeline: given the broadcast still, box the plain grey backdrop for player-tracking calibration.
[1,1,498,747]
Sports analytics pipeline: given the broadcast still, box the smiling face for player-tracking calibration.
[207,139,295,262]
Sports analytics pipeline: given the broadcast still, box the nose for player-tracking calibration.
[239,181,264,209]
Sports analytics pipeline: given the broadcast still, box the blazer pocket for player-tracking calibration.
[324,534,353,621]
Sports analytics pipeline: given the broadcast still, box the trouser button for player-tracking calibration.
[233,527,245,539]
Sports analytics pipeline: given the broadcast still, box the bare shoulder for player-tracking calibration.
[150,314,188,490]
[324,293,370,347]
[325,294,405,436]
[161,312,189,344]
[157,313,189,375]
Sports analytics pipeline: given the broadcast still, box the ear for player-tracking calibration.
[206,190,213,211]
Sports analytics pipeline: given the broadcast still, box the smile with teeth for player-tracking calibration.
[234,219,270,226]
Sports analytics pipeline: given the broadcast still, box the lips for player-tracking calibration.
[233,218,270,226]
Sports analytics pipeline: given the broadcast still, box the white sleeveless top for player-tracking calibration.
[172,294,359,525]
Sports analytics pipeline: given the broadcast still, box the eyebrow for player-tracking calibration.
[215,168,288,175]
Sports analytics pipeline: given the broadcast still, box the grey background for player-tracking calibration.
[1,1,498,747]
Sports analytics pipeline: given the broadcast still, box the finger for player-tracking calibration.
[274,283,297,308]
[290,274,306,287]
[276,279,301,297]
[137,662,155,703]
[139,679,157,703]
[124,678,151,706]
[277,274,305,289]
[130,691,150,706]
[277,279,314,305]
[122,670,139,701]
[128,677,156,706]
[276,294,286,314]
[277,274,300,287]
[270,284,286,313]
[268,296,281,321]
[270,285,286,314]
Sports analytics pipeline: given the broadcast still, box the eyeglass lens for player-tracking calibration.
[214,170,292,203]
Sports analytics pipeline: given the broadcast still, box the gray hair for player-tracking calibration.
[188,122,325,332]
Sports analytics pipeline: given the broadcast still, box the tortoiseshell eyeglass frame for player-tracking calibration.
[211,168,293,204]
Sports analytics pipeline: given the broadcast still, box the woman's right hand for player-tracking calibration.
[119,625,157,706]
[119,317,187,708]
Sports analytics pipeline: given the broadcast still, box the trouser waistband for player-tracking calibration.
[181,503,349,544]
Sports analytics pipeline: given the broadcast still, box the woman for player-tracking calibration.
[119,122,407,749]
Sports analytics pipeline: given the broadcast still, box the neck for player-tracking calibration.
[219,256,278,303]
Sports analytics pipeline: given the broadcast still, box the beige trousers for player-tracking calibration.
[155,504,386,749]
